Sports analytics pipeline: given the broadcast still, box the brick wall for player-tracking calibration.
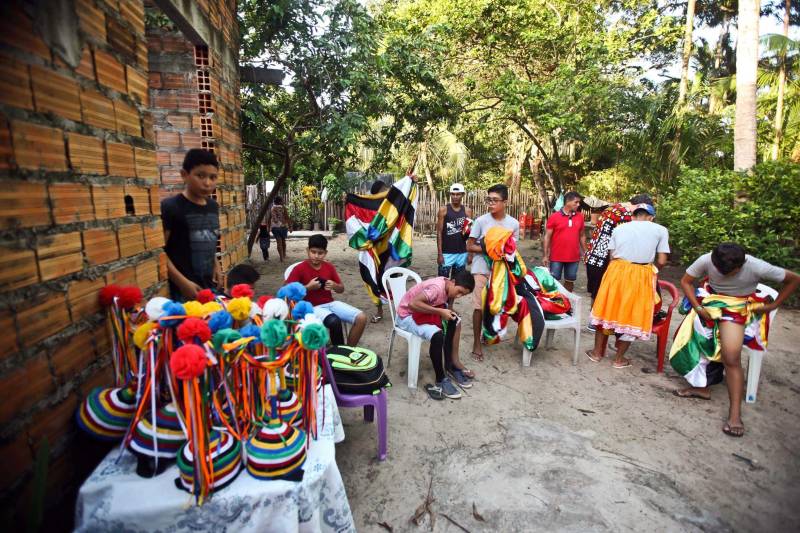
[0,1,245,529]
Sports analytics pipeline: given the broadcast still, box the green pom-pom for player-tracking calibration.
[212,328,242,352]
[261,319,288,348]
[300,323,329,350]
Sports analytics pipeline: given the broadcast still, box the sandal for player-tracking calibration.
[470,351,484,363]
[424,383,445,401]
[672,389,711,401]
[722,422,745,438]
[612,358,632,369]
[370,315,383,324]
[460,367,475,379]
[585,350,603,363]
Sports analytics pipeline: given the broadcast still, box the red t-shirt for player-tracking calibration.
[285,260,342,306]
[546,210,585,262]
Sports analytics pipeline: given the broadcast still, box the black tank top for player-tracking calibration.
[441,204,467,254]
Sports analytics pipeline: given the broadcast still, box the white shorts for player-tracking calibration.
[313,301,363,324]
[395,315,441,341]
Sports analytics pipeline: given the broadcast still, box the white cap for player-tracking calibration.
[449,183,465,193]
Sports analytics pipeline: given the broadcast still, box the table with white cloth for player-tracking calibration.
[75,385,354,533]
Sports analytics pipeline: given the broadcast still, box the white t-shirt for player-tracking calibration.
[608,220,670,264]
[686,253,785,296]
[468,213,520,275]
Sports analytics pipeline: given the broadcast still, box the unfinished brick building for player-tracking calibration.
[0,1,247,528]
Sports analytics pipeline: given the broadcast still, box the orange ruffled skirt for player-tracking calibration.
[590,259,656,340]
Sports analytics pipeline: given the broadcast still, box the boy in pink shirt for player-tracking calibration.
[395,271,474,400]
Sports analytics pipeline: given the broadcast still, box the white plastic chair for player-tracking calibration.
[516,275,581,366]
[382,267,424,389]
[745,283,779,404]
[283,261,348,338]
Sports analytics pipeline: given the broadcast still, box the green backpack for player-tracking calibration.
[326,345,391,395]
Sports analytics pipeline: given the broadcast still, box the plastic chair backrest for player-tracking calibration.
[657,280,680,314]
[319,348,343,399]
[381,267,422,327]
[283,261,303,281]
[756,283,780,323]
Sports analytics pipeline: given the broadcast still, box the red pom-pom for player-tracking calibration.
[170,344,207,380]
[177,317,211,343]
[231,284,254,298]
[257,295,273,308]
[99,285,122,307]
[117,286,143,309]
[196,289,215,304]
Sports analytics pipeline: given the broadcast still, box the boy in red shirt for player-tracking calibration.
[542,191,586,292]
[286,234,367,346]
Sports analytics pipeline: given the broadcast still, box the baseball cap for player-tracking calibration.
[449,183,465,193]
[632,203,656,216]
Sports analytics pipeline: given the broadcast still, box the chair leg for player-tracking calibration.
[376,390,388,461]
[407,336,422,389]
[363,405,374,423]
[745,350,764,404]
[545,329,555,348]
[656,332,668,373]
[572,327,580,366]
[522,346,532,367]
[387,330,395,368]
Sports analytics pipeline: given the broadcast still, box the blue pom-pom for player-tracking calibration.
[277,282,307,302]
[208,310,233,333]
[291,300,314,320]
[239,324,262,347]
[159,302,185,327]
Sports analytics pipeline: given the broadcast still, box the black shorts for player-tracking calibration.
[271,227,288,239]
[586,261,609,300]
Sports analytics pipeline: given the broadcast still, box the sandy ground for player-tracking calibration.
[251,234,800,533]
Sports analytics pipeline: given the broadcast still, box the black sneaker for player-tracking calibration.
[587,323,596,332]
[437,378,462,399]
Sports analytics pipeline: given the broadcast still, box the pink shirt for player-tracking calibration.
[398,277,448,318]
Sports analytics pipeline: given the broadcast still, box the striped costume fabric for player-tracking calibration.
[76,386,137,441]
[345,176,417,304]
[245,420,307,480]
[480,226,535,350]
[176,430,242,494]
[129,403,186,459]
[669,284,771,387]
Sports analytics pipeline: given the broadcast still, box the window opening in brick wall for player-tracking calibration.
[124,195,135,215]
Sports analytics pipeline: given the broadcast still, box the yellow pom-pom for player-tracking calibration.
[183,301,205,317]
[202,301,223,314]
[227,297,252,321]
[133,322,157,349]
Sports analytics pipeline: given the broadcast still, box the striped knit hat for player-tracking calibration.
[76,386,136,441]
[276,389,303,428]
[176,430,242,494]
[129,403,186,459]
[245,419,306,480]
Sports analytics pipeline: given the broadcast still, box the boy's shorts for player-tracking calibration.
[472,274,488,310]
[395,315,441,341]
[313,301,362,324]
[271,227,289,239]
[549,261,579,282]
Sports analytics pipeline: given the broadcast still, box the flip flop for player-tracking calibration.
[612,358,632,369]
[722,422,745,438]
[585,350,603,363]
[672,389,711,401]
[370,315,383,324]
[470,351,484,363]
[460,368,476,379]
[424,383,445,401]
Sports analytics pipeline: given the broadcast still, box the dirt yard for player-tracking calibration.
[251,233,800,533]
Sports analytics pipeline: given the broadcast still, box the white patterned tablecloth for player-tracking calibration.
[75,385,353,533]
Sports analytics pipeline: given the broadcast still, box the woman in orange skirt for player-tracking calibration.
[586,204,670,368]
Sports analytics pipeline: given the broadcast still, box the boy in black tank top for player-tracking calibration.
[436,183,473,278]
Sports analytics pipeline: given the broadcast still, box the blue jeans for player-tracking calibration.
[549,261,579,282]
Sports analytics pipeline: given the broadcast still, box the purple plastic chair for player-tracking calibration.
[320,350,388,461]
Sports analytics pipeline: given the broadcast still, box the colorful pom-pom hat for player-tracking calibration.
[76,386,136,441]
[245,419,306,481]
[276,389,303,427]
[176,430,242,494]
[129,403,186,459]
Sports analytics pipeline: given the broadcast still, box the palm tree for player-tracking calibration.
[677,0,698,107]
[734,0,760,171]
[408,127,469,193]
[771,0,792,159]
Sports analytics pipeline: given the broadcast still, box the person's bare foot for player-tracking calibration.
[673,387,711,400]
[723,420,745,437]
[585,349,603,363]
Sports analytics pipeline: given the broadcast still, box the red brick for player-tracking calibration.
[79,91,114,133]
[67,277,105,319]
[161,72,191,89]
[119,0,145,35]
[49,183,94,224]
[0,53,33,110]
[82,228,118,265]
[50,333,98,383]
[17,293,70,348]
[135,38,148,69]
[161,34,192,53]
[76,0,106,42]
[148,72,162,89]
[67,133,106,175]
[26,395,79,458]
[91,184,126,219]
[151,92,177,109]
[114,100,140,136]
[118,224,145,257]
[156,151,171,165]
[169,152,185,166]
[95,50,126,93]
[0,433,33,484]
[10,121,67,171]
[36,231,83,282]
[143,220,165,250]
[0,117,11,170]
[177,92,199,112]
[107,264,136,286]
[106,142,136,177]
[30,66,82,122]
[123,184,150,215]
[134,147,157,180]
[160,167,183,186]
[142,111,154,142]
[0,243,38,291]
[181,131,202,148]
[76,46,95,80]
[135,257,159,289]
[0,179,51,229]
[158,251,168,280]
[107,18,136,58]
[79,364,114,396]
[155,130,179,147]
[166,114,190,129]
[0,6,50,60]
[126,66,148,105]
[149,186,162,214]
[0,309,19,360]
[90,322,111,360]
